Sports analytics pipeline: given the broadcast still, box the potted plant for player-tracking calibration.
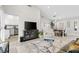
[39,30,43,38]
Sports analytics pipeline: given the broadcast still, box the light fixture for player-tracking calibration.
[27,5,32,7]
[7,15,14,19]
[53,12,56,17]
[54,12,56,15]
[47,6,50,8]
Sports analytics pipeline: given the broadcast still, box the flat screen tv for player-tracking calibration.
[25,22,37,30]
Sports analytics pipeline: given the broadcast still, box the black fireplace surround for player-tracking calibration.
[20,22,38,42]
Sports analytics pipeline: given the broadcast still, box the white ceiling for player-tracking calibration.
[35,5,79,19]
[2,5,79,19]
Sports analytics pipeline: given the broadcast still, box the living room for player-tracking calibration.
[0,5,79,53]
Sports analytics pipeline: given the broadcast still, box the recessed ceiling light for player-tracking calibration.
[54,12,56,15]
[7,15,14,18]
[47,6,50,8]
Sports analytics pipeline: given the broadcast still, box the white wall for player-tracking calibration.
[55,17,79,38]
[41,16,79,39]
[40,17,50,30]
[0,7,5,41]
[1,5,79,41]
[1,5,40,41]
[18,6,40,41]
[5,14,19,25]
[4,14,19,39]
[40,16,55,39]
